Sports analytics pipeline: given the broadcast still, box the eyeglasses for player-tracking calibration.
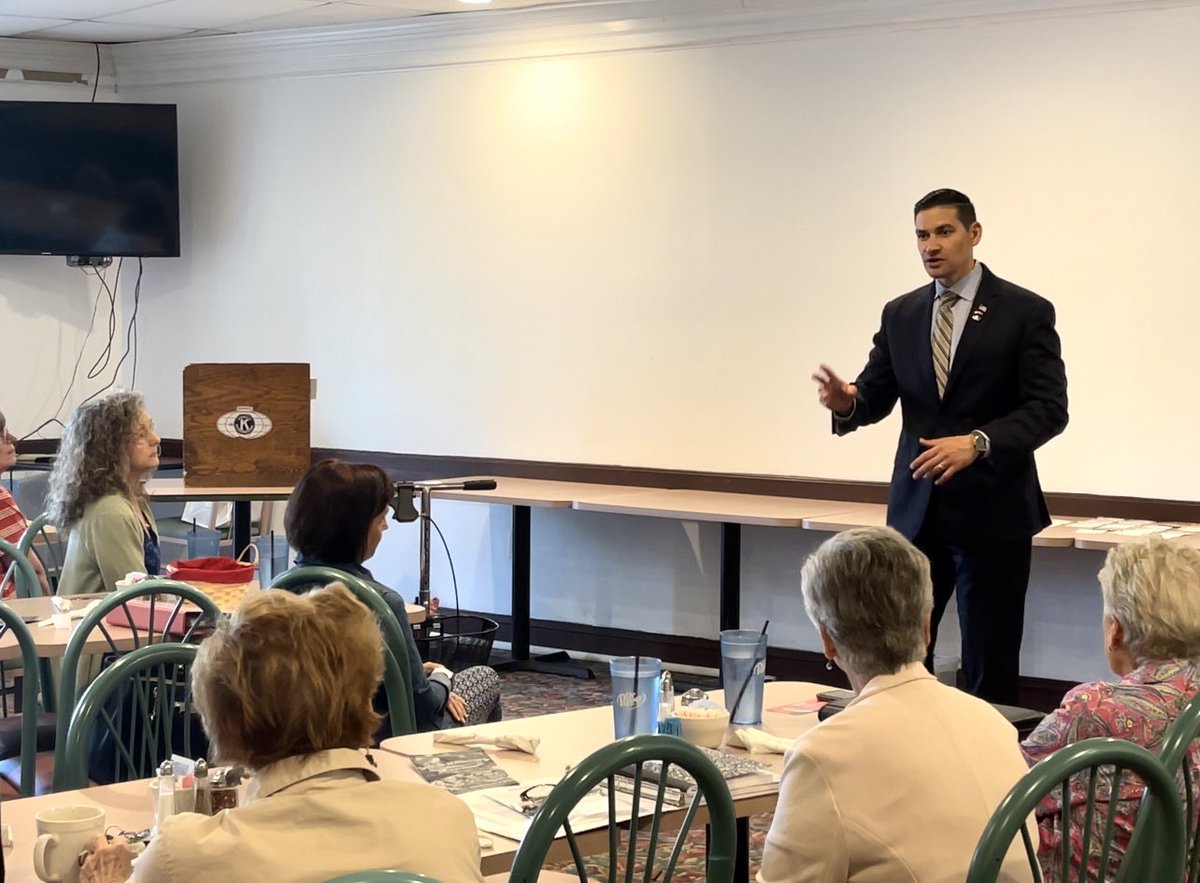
[517,783,556,817]
[517,764,572,816]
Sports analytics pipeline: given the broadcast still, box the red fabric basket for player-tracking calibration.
[166,556,257,584]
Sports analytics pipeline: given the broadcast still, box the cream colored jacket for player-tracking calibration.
[758,664,1035,883]
[134,749,484,883]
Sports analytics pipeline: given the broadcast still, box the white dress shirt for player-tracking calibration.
[931,259,984,368]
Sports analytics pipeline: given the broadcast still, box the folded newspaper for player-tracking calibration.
[610,747,779,805]
[408,747,519,795]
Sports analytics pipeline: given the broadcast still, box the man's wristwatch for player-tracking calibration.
[970,430,991,458]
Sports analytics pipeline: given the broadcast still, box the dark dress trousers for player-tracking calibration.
[834,264,1068,703]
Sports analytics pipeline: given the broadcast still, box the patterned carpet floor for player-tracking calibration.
[497,666,773,882]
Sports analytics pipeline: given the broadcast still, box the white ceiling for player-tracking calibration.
[0,0,597,43]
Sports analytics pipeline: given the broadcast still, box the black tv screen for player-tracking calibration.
[0,101,180,258]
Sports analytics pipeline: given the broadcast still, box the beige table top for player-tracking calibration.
[145,478,294,502]
[572,490,864,528]
[0,750,419,881]
[0,683,824,877]
[427,477,656,509]
[380,680,825,875]
[1071,522,1200,551]
[0,596,142,663]
[800,503,1087,549]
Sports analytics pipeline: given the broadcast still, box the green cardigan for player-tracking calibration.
[58,494,158,596]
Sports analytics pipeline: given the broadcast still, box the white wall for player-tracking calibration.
[0,63,151,439]
[118,2,1200,501]
[8,3,1190,681]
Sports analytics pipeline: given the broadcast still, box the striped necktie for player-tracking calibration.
[932,291,959,399]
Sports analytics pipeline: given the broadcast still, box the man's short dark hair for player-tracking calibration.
[284,459,392,564]
[914,189,976,227]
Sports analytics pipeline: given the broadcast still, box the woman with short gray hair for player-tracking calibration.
[1022,539,1200,883]
[799,524,933,687]
[759,527,1034,883]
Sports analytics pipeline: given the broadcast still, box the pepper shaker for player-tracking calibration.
[194,758,212,816]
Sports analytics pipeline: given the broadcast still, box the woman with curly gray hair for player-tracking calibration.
[47,392,162,596]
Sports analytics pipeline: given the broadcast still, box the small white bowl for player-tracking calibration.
[675,706,731,748]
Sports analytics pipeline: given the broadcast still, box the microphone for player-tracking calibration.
[461,480,497,491]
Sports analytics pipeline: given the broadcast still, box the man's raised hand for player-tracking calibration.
[812,364,857,417]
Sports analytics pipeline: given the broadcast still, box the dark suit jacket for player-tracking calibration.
[834,265,1068,543]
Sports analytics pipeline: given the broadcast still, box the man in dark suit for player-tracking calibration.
[812,189,1068,704]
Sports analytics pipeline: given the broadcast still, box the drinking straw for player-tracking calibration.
[629,655,641,729]
[730,620,770,719]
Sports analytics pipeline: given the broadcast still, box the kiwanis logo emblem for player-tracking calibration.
[217,406,273,440]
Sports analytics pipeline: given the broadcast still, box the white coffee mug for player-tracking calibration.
[33,805,106,883]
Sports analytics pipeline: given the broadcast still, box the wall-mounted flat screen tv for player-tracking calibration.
[0,101,180,258]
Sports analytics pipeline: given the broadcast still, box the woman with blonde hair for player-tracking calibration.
[46,392,161,595]
[80,584,484,883]
[1021,538,1200,882]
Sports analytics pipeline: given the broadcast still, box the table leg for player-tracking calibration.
[707,818,752,883]
[493,504,593,679]
[231,500,252,560]
[720,522,741,632]
[735,816,750,883]
[511,504,531,660]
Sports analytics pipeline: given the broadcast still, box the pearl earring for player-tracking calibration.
[825,659,834,671]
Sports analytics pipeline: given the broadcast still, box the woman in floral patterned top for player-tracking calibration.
[1021,538,1200,882]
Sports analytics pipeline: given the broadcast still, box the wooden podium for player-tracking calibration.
[182,362,311,487]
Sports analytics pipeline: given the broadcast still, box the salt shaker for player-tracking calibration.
[154,760,176,833]
[657,671,680,736]
[193,758,211,816]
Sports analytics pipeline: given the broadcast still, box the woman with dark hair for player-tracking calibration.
[284,459,501,731]
[46,392,162,596]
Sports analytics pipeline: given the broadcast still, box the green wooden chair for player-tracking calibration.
[966,737,1186,883]
[52,580,221,792]
[323,873,442,883]
[0,600,44,796]
[0,536,54,713]
[0,540,59,789]
[17,513,65,592]
[58,642,199,791]
[508,733,738,883]
[269,567,416,736]
[1126,691,1200,881]
[0,537,44,599]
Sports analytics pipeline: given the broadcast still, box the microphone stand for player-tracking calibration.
[391,479,497,615]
